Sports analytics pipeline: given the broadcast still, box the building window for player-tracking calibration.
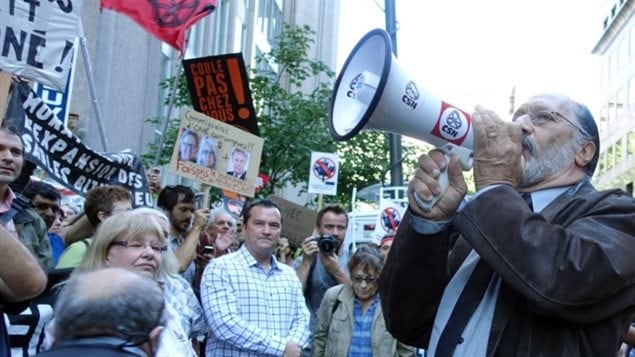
[211,0,230,54]
[628,77,635,110]
[608,96,616,126]
[628,130,635,156]
[256,0,284,43]
[617,87,625,119]
[599,151,606,175]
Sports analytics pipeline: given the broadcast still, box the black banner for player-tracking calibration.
[6,80,152,207]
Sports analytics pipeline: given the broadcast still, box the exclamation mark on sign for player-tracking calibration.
[227,58,251,120]
[55,40,73,73]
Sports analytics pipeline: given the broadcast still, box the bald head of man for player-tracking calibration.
[52,268,165,356]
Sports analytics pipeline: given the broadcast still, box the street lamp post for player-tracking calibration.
[385,0,403,186]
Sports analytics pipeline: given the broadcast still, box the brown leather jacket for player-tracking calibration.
[379,181,635,356]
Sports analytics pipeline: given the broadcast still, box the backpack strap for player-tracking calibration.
[329,284,345,318]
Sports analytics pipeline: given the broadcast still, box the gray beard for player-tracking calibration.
[519,136,577,188]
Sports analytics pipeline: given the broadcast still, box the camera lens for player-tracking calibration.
[317,234,338,254]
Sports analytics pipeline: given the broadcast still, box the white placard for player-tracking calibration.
[0,1,81,90]
[308,152,339,195]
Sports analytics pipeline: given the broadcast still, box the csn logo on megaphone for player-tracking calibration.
[431,102,472,146]
[402,81,419,109]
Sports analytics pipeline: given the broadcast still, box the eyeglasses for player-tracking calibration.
[351,275,378,284]
[512,111,587,136]
[109,240,168,253]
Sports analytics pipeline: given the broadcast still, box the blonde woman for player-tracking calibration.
[74,209,207,357]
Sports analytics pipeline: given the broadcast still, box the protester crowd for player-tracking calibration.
[2,91,635,357]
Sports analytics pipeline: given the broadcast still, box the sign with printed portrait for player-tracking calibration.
[169,108,263,197]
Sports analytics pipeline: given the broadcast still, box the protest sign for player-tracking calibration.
[308,152,339,195]
[221,190,246,218]
[0,1,81,90]
[33,37,78,125]
[169,107,263,197]
[270,196,317,247]
[183,53,260,136]
[6,80,152,207]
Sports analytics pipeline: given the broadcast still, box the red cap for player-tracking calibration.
[380,234,395,246]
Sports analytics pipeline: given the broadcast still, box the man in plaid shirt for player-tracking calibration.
[200,198,310,356]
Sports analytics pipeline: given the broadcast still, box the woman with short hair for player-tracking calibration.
[312,244,415,357]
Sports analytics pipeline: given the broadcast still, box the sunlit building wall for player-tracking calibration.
[592,0,635,196]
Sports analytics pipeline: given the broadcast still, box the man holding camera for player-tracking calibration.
[295,205,350,331]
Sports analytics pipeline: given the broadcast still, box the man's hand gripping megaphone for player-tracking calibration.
[409,105,524,220]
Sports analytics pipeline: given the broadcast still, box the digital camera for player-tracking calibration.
[316,234,339,255]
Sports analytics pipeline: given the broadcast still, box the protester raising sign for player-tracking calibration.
[0,1,81,90]
[6,80,153,207]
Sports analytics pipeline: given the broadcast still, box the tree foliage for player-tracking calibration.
[142,24,417,208]
[250,24,336,197]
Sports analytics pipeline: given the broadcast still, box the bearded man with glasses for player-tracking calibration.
[380,93,635,356]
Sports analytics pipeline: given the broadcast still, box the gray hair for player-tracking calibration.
[206,208,236,228]
[54,268,165,343]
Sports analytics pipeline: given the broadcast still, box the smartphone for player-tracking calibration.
[193,194,204,209]
[201,245,215,255]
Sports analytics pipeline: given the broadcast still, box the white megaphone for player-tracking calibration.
[329,28,474,211]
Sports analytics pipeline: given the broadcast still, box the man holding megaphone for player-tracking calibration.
[378,93,635,356]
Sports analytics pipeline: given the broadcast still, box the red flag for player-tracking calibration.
[100,0,216,54]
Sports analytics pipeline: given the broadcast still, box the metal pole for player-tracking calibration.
[153,57,183,166]
[385,0,403,186]
[78,20,109,151]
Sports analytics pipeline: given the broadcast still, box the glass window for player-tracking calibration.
[616,139,623,166]
[617,87,625,119]
[628,77,635,109]
[608,96,616,125]
[599,151,606,175]
[212,0,230,54]
[628,130,635,156]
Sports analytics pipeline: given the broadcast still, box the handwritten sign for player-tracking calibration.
[270,196,317,247]
[169,108,263,197]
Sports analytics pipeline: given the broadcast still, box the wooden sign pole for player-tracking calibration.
[0,72,13,127]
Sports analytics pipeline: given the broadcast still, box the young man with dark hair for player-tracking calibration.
[295,205,350,332]
[56,185,132,268]
[22,181,65,264]
[157,185,208,284]
[0,125,48,355]
[0,126,53,269]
